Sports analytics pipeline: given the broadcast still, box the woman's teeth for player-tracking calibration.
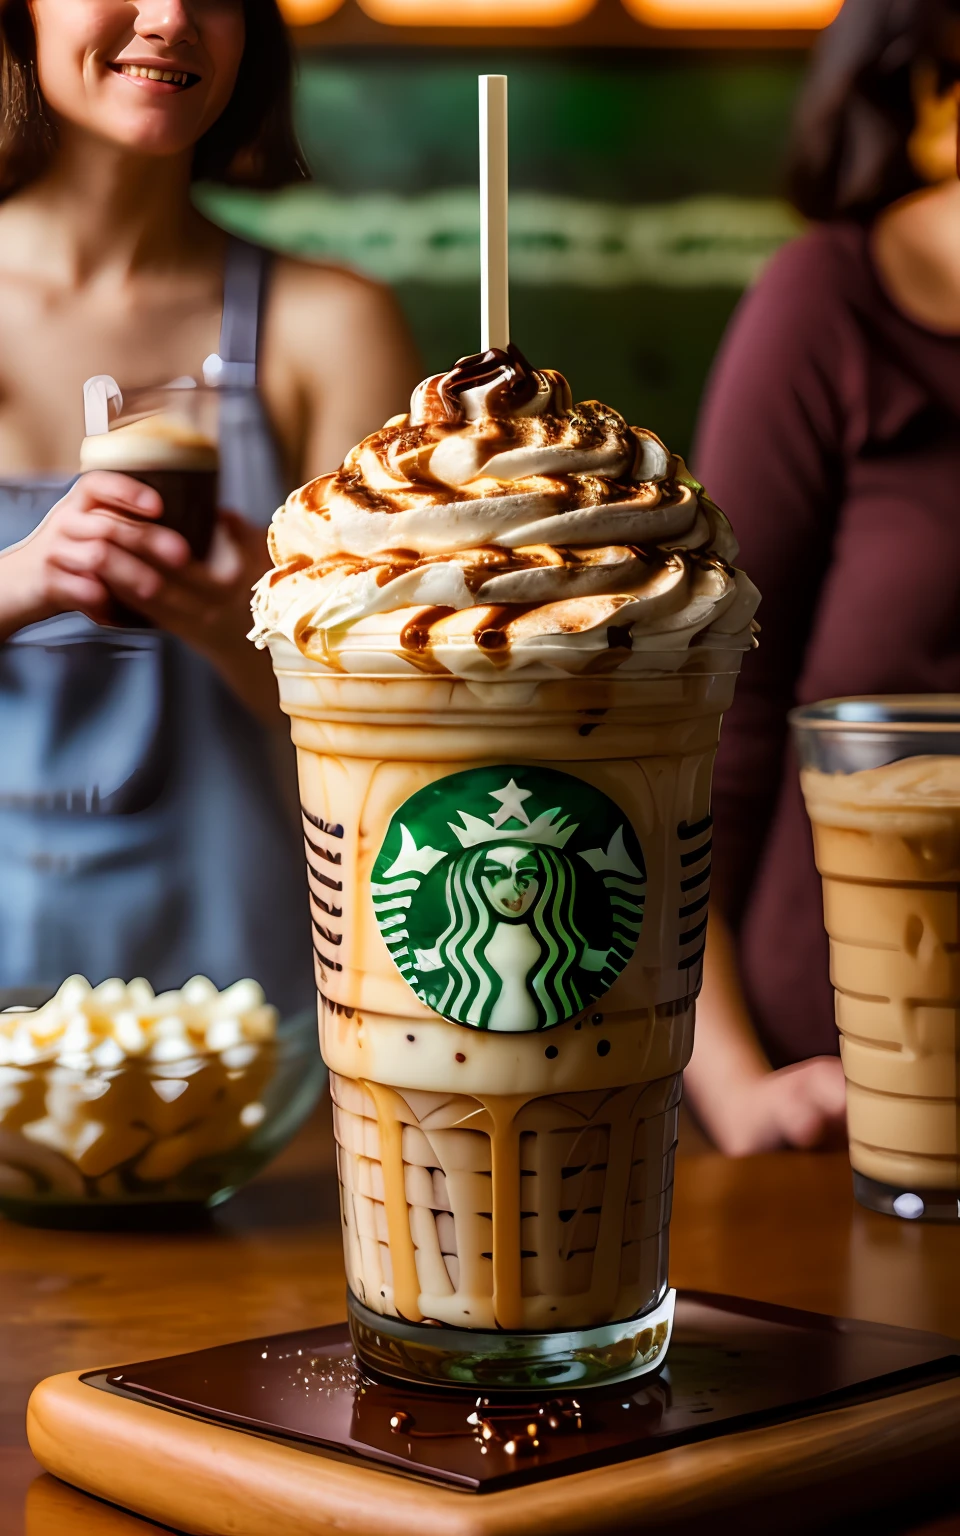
[118,65,192,84]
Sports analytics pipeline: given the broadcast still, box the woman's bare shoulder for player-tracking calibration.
[266,255,410,369]
[258,253,421,478]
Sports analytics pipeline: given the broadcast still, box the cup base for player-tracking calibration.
[348,1288,675,1394]
[853,1171,960,1223]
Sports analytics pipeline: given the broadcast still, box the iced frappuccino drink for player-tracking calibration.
[251,346,759,1387]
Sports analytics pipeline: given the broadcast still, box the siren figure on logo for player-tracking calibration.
[371,767,648,1033]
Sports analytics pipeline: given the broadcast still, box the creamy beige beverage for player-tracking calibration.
[252,345,758,1372]
[295,683,723,1335]
[803,756,960,1193]
[81,413,219,560]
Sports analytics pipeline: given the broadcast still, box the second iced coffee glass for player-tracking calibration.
[271,646,743,1390]
[794,697,960,1224]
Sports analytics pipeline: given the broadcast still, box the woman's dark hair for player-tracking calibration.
[788,0,960,221]
[0,0,306,199]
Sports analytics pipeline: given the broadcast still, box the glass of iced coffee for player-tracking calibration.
[80,381,219,561]
[251,346,760,1390]
[794,697,960,1224]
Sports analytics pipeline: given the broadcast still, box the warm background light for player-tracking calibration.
[357,0,597,24]
[277,0,345,22]
[624,0,841,26]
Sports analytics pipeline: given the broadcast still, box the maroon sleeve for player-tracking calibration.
[693,231,852,924]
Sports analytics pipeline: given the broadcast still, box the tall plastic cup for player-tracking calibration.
[794,697,960,1224]
[272,642,743,1389]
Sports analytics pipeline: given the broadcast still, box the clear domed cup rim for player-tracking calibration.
[790,694,960,733]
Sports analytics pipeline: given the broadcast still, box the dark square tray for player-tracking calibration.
[82,1290,960,1494]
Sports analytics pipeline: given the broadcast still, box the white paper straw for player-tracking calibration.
[479,74,510,354]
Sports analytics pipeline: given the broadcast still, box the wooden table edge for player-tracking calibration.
[26,1369,960,1536]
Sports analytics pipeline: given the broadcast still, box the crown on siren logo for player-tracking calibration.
[372,766,647,1034]
[449,778,578,850]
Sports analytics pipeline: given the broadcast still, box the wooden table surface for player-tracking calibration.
[3,1100,960,1536]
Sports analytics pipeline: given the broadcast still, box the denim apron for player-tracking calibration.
[0,241,313,1017]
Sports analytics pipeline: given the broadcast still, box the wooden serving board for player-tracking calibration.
[26,1293,960,1536]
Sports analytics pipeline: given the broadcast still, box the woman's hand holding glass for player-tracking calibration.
[0,471,275,720]
[0,472,189,636]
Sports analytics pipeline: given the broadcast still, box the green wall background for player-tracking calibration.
[200,50,807,457]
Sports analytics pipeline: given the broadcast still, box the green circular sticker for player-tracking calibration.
[372,766,646,1033]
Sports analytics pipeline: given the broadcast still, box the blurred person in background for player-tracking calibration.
[687,0,960,1153]
[0,0,418,1010]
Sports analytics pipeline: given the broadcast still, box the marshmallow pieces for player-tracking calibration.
[0,976,281,1201]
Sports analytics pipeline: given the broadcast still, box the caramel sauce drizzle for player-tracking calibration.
[268,553,312,585]
[474,607,514,658]
[362,1079,424,1324]
[398,604,533,669]
[397,607,457,674]
[588,1104,646,1320]
[487,1096,529,1333]
[358,1078,655,1333]
[398,606,456,654]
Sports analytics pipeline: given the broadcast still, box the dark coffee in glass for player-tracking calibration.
[80,385,220,621]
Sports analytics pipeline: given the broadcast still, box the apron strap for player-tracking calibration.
[204,238,269,390]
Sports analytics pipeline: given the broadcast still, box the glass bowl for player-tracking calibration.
[0,987,324,1226]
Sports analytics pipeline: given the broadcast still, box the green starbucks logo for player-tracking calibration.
[372,766,646,1033]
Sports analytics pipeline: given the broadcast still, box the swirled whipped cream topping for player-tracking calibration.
[250,346,760,678]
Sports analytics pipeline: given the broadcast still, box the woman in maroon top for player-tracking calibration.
[686,0,960,1153]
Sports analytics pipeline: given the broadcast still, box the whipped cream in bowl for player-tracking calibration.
[251,346,760,680]
[0,976,324,1218]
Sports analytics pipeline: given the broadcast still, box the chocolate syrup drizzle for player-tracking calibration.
[414,343,572,426]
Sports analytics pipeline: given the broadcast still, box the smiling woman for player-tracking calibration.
[0,0,419,1012]
[0,0,303,194]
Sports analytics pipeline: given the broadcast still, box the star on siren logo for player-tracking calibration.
[371,766,646,1033]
